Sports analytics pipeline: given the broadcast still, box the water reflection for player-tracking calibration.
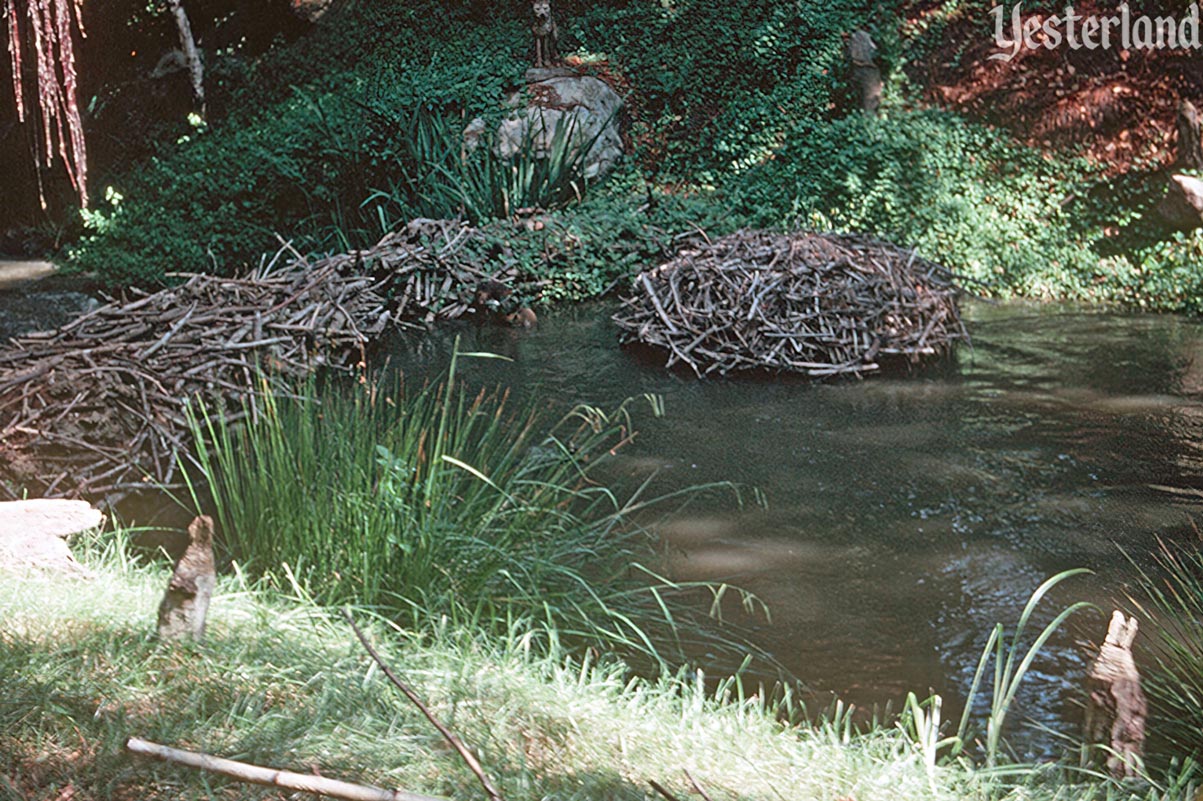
[383,301,1203,754]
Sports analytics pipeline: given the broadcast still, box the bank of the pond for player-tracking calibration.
[0,538,1194,801]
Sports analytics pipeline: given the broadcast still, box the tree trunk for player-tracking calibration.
[1177,100,1202,170]
[167,0,205,115]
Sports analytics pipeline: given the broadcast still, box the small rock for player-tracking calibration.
[1158,173,1203,230]
[0,499,103,576]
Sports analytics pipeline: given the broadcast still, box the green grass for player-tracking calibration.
[2,533,1198,801]
[185,349,761,668]
[1129,535,1203,763]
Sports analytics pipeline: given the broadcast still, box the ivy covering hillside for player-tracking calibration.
[55,0,1203,310]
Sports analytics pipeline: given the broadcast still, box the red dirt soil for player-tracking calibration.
[908,0,1203,174]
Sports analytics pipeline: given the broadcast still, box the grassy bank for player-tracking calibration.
[58,0,1203,311]
[1,535,1196,801]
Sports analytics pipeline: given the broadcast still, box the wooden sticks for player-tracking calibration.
[0,219,530,502]
[612,230,968,378]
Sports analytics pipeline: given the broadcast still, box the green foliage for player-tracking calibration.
[953,570,1093,767]
[186,349,757,664]
[448,178,741,302]
[727,110,1108,299]
[362,105,601,228]
[1130,537,1203,761]
[59,0,1203,311]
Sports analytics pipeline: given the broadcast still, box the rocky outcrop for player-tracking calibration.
[1158,173,1203,230]
[466,67,623,180]
[0,499,102,576]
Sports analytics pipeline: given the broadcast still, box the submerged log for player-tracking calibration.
[1084,610,1147,779]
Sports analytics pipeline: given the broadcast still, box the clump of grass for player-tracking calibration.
[362,105,599,229]
[2,536,1193,801]
[185,344,755,666]
[1129,534,1203,762]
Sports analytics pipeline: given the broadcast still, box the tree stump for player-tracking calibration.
[1177,100,1203,171]
[1084,610,1147,779]
[157,516,217,641]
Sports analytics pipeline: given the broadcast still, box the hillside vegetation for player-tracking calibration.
[59,0,1203,310]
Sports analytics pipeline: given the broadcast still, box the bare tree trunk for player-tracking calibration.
[166,0,205,115]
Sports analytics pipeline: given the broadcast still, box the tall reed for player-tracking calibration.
[362,105,601,228]
[1129,535,1203,761]
[185,346,754,665]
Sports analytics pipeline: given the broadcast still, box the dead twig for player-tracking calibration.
[343,610,505,801]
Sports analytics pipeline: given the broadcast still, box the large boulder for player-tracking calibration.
[0,499,102,576]
[467,67,623,181]
[1158,173,1203,230]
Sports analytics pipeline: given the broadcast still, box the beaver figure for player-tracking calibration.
[473,280,537,328]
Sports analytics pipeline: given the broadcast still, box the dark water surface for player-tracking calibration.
[385,300,1203,753]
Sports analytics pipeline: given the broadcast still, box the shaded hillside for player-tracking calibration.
[905,0,1201,173]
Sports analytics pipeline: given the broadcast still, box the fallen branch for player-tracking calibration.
[124,736,447,801]
[683,768,715,801]
[343,610,506,801]
[648,779,685,801]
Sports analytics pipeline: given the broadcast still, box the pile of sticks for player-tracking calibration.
[612,230,967,378]
[0,220,524,501]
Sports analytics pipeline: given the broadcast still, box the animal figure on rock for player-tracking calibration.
[531,0,559,68]
[474,280,537,328]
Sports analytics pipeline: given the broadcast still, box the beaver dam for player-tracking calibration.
[612,230,968,378]
[0,220,535,501]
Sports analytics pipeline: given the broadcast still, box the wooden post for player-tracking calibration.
[1084,610,1147,779]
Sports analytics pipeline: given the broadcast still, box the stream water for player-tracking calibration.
[385,300,1203,756]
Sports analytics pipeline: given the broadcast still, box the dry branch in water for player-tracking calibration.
[613,230,967,378]
[0,220,529,502]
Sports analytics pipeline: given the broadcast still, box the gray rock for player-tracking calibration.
[0,499,102,576]
[1158,173,1203,230]
[469,70,623,181]
[0,289,100,341]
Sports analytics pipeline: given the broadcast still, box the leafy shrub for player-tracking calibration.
[726,110,1105,298]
